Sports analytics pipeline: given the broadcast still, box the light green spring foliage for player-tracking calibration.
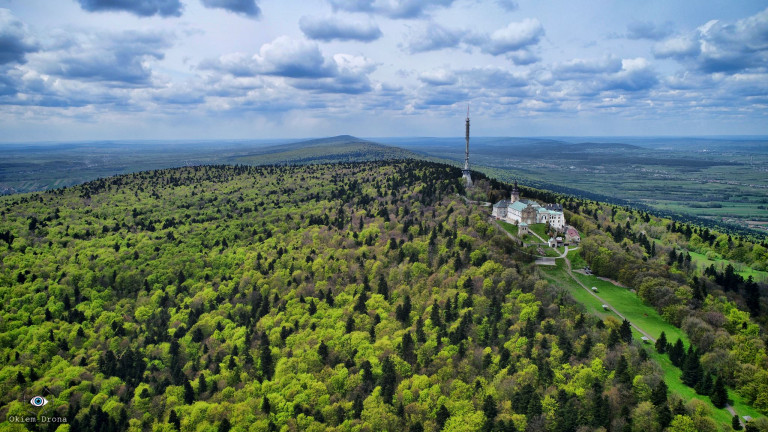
[1,162,672,431]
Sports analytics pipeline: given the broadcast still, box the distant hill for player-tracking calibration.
[230,135,421,165]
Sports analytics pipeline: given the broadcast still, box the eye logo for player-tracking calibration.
[30,396,48,407]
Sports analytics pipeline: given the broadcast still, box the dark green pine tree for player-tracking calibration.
[354,291,368,313]
[318,341,329,363]
[607,329,620,349]
[168,410,181,430]
[352,394,364,419]
[555,397,577,432]
[217,418,231,432]
[669,338,685,367]
[400,332,416,365]
[527,392,542,419]
[733,414,743,430]
[436,404,450,431]
[615,355,631,385]
[380,357,397,404]
[681,346,702,387]
[262,396,271,414]
[696,372,713,396]
[590,382,609,428]
[619,319,632,344]
[260,332,274,381]
[657,404,673,429]
[655,331,668,354]
[482,395,498,432]
[650,380,668,406]
[183,380,195,404]
[711,376,729,408]
[377,275,389,300]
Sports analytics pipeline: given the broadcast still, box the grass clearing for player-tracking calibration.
[498,220,518,237]
[567,248,587,269]
[571,272,688,345]
[688,251,768,282]
[538,259,764,429]
[529,223,548,239]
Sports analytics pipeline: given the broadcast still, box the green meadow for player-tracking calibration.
[539,258,763,429]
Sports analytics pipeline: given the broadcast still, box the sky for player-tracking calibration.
[1,0,767,141]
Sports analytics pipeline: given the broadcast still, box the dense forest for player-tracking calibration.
[0,161,766,431]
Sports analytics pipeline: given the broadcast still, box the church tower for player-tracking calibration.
[510,180,520,203]
[462,106,473,186]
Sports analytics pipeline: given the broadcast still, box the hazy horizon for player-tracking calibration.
[1,1,767,142]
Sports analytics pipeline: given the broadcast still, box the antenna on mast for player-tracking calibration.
[462,104,472,187]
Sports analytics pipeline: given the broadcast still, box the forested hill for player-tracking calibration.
[0,161,737,431]
[231,135,422,165]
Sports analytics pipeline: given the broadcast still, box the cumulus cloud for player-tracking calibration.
[0,9,39,65]
[653,35,700,59]
[654,8,768,74]
[550,56,657,94]
[201,36,337,78]
[418,69,455,86]
[418,87,469,106]
[508,50,539,65]
[476,18,544,56]
[300,16,382,42]
[76,0,182,17]
[626,21,673,40]
[406,23,464,53]
[200,0,260,17]
[555,56,623,77]
[328,0,456,19]
[37,31,173,86]
[602,58,658,92]
[201,37,377,94]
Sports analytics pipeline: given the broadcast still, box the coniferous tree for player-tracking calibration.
[711,376,728,408]
[732,415,743,430]
[657,405,673,429]
[168,410,180,430]
[318,341,329,363]
[650,381,668,406]
[619,319,632,344]
[696,372,713,395]
[527,392,542,418]
[615,355,630,385]
[353,394,364,419]
[184,381,195,404]
[436,404,450,431]
[218,419,231,432]
[353,291,367,313]
[262,396,270,414]
[681,346,702,387]
[655,331,667,354]
[377,275,389,300]
[259,333,274,381]
[482,395,497,432]
[400,332,416,365]
[669,339,685,367]
[607,329,620,348]
[380,357,397,404]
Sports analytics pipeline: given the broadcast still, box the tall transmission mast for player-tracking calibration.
[462,105,473,186]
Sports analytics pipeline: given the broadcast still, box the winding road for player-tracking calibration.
[488,209,745,427]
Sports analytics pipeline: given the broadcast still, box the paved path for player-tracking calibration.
[527,228,548,244]
[456,194,491,207]
[561,253,657,343]
[726,405,744,427]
